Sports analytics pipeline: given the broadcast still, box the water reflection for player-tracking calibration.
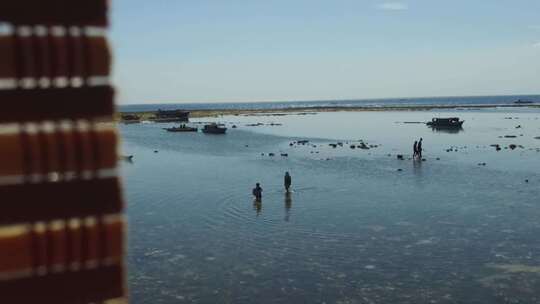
[284,192,292,222]
[413,158,423,178]
[253,199,262,216]
[429,126,464,134]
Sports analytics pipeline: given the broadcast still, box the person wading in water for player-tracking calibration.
[284,172,292,193]
[252,183,263,201]
[417,138,423,159]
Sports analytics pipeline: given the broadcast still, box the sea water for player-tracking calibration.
[121,109,540,303]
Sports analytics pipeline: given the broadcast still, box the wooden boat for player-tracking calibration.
[163,125,198,132]
[153,109,190,122]
[427,117,464,128]
[121,114,141,124]
[514,99,534,104]
[202,123,227,134]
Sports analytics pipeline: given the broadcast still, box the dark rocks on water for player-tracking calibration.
[281,153,288,157]
[350,145,356,149]
[525,179,529,183]
[269,153,275,157]
[504,135,517,138]
[232,125,237,128]
[154,150,159,153]
[422,158,426,162]
[509,144,517,150]
[478,162,487,166]
[397,168,403,172]
[396,154,404,160]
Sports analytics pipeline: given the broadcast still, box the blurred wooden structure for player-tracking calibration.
[0,0,126,303]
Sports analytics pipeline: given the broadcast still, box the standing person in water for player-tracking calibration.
[252,183,263,200]
[284,172,292,192]
[413,141,418,160]
[417,138,423,159]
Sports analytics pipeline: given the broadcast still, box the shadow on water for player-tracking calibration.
[284,192,292,222]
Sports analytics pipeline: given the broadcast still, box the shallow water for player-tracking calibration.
[121,109,540,303]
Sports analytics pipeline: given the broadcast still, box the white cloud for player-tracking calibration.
[377,2,408,11]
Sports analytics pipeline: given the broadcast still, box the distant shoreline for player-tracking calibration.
[118,103,540,120]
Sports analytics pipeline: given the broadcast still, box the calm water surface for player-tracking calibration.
[121,110,540,304]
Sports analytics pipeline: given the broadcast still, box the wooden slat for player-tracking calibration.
[0,217,124,274]
[0,35,111,79]
[0,178,123,224]
[0,127,118,176]
[0,0,108,26]
[0,265,124,303]
[0,86,114,123]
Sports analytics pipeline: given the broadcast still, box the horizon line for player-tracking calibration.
[120,93,540,106]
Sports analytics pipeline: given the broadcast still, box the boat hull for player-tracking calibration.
[202,128,227,134]
[426,121,464,127]
[164,127,198,132]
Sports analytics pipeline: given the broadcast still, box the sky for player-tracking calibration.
[110,0,540,104]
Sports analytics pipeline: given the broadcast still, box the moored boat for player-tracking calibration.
[121,114,141,124]
[153,109,190,122]
[202,123,227,134]
[163,124,198,132]
[514,99,534,104]
[426,117,464,128]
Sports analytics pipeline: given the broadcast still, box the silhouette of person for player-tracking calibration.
[413,141,418,159]
[284,172,292,192]
[252,183,263,201]
[417,138,423,159]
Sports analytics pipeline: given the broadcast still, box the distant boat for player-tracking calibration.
[427,117,464,128]
[121,114,141,124]
[202,123,227,134]
[153,109,190,122]
[514,99,534,104]
[163,124,198,132]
